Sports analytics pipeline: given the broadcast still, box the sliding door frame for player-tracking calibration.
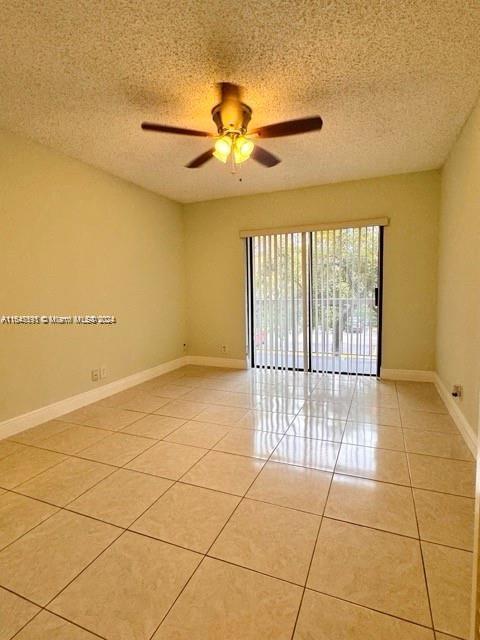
[376,226,385,378]
[246,227,384,376]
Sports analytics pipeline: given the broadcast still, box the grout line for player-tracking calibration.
[289,376,355,639]
[300,586,438,633]
[10,604,108,640]
[397,381,436,631]
[41,527,126,611]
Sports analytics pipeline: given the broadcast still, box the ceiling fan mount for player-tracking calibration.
[141,82,323,169]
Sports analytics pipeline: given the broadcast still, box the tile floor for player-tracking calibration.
[0,366,475,640]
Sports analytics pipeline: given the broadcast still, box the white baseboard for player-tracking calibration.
[185,355,247,369]
[380,368,435,382]
[433,373,477,457]
[0,356,189,441]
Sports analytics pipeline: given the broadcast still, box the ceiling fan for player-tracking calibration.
[141,82,323,169]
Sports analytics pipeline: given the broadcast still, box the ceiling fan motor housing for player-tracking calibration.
[211,102,252,135]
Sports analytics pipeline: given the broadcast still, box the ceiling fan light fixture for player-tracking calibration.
[214,135,232,156]
[212,149,229,163]
[233,149,249,164]
[233,135,255,164]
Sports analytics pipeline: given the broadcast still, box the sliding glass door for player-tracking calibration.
[246,224,383,375]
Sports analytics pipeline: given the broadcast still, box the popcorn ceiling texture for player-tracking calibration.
[1,0,479,203]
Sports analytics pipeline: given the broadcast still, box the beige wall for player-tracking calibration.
[0,129,186,422]
[436,98,480,434]
[184,171,440,370]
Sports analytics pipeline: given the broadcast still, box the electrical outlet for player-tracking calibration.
[100,366,107,380]
[183,343,188,352]
[452,384,463,399]
[91,369,99,382]
[221,344,228,354]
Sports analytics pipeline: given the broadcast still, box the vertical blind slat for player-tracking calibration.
[249,226,380,375]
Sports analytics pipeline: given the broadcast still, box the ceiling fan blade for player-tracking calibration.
[185,148,214,168]
[141,122,211,137]
[251,116,323,138]
[252,145,281,168]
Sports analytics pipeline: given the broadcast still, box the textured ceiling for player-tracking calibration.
[1,1,480,203]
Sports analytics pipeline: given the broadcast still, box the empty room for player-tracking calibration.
[1,1,480,639]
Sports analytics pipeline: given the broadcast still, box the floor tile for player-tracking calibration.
[308,518,430,625]
[194,404,250,426]
[271,435,340,471]
[287,416,345,442]
[210,498,320,584]
[401,410,457,433]
[0,492,58,550]
[350,395,399,411]
[170,375,204,388]
[69,469,172,528]
[61,404,144,430]
[336,443,410,484]
[351,386,399,409]
[79,432,155,466]
[34,425,110,455]
[16,457,114,506]
[404,430,473,461]
[0,447,66,489]
[422,542,472,639]
[146,383,192,399]
[408,454,475,497]
[121,414,185,439]
[300,400,350,420]
[251,396,305,414]
[397,383,446,413]
[127,441,207,480]
[234,410,294,433]
[247,461,331,514]
[1,371,474,640]
[155,399,207,420]
[213,428,283,459]
[347,405,401,426]
[181,388,252,408]
[294,590,434,639]
[14,610,100,639]
[309,386,356,402]
[0,510,120,605]
[182,451,264,496]
[315,374,357,390]
[100,389,170,413]
[342,421,405,451]
[0,587,40,640]
[10,420,72,445]
[164,420,230,448]
[152,557,303,639]
[49,531,201,640]
[413,489,474,551]
[325,474,418,536]
[132,483,240,553]
[0,439,25,460]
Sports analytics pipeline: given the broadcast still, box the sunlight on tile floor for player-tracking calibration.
[0,366,475,639]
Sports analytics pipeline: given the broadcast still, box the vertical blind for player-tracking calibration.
[247,223,383,375]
